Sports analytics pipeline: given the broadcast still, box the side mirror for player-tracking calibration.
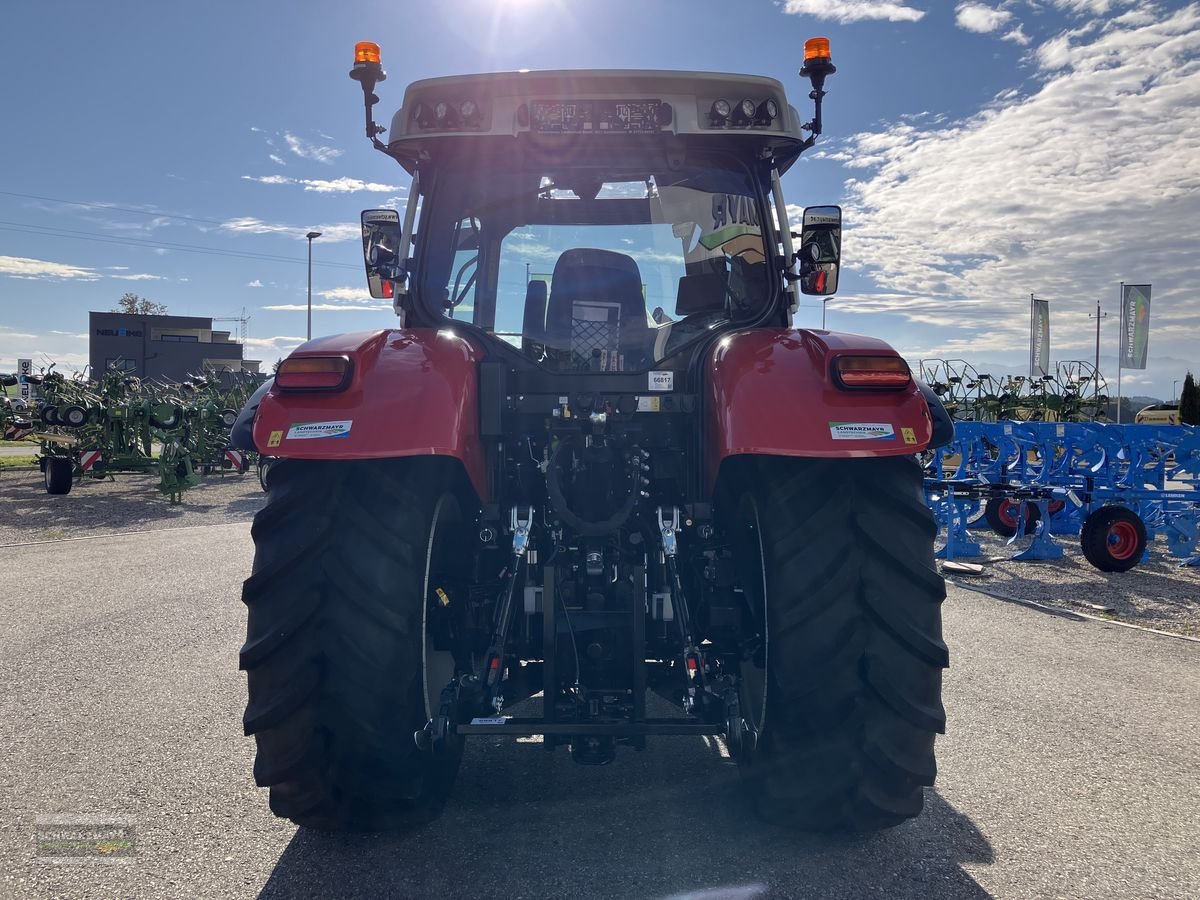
[797,205,840,296]
[360,209,404,300]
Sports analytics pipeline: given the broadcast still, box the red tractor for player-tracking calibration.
[238,39,952,832]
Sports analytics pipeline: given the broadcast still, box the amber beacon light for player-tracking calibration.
[350,41,388,145]
[803,37,831,62]
[354,41,382,66]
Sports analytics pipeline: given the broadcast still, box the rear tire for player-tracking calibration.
[723,456,948,832]
[1080,505,1146,572]
[240,458,469,830]
[45,457,73,495]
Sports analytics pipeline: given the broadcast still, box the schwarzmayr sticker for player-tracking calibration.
[286,420,353,440]
[829,422,896,441]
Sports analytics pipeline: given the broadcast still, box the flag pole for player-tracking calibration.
[1116,281,1124,423]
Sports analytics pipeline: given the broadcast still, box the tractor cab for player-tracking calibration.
[352,55,842,377]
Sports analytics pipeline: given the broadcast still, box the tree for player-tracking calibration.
[1180,371,1200,426]
[113,293,168,316]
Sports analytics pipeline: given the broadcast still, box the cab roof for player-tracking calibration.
[384,69,810,175]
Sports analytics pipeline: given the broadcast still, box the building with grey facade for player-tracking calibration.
[89,312,260,382]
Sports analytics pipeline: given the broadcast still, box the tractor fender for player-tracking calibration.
[915,379,955,450]
[231,377,274,452]
[252,329,488,500]
[705,328,935,490]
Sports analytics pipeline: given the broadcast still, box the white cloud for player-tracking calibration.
[1047,0,1138,15]
[955,3,1012,34]
[831,5,1200,390]
[0,255,99,281]
[283,131,342,164]
[262,303,387,312]
[110,273,165,281]
[247,279,264,288]
[318,287,375,302]
[268,154,286,166]
[781,0,925,23]
[1002,26,1031,46]
[220,217,361,243]
[242,174,404,194]
[244,335,305,351]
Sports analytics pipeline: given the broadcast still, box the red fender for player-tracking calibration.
[705,328,933,491]
[254,329,488,501]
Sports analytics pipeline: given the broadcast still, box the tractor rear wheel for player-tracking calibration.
[44,457,73,495]
[240,457,468,830]
[724,455,948,831]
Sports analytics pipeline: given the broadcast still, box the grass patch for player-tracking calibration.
[0,440,37,447]
[0,455,38,469]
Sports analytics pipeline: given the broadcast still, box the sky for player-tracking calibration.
[0,0,1196,400]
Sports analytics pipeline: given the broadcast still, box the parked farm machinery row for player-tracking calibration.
[918,359,1110,422]
[925,421,1200,570]
[3,365,266,502]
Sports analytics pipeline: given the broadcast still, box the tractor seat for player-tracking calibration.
[543,248,649,372]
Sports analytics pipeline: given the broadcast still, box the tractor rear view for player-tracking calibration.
[238,39,951,832]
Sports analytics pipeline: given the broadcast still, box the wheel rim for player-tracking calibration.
[421,494,460,721]
[738,494,769,741]
[1106,520,1140,560]
[997,500,1019,528]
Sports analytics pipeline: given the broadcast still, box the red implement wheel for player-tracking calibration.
[1080,506,1146,572]
[984,497,1040,537]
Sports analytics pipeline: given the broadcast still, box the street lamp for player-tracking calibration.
[306,231,322,340]
[1173,380,1180,406]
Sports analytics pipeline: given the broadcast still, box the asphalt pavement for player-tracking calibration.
[1,524,1197,899]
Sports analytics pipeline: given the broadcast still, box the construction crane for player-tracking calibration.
[212,308,251,342]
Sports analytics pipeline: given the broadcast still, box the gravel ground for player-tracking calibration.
[941,528,1200,637]
[0,467,265,546]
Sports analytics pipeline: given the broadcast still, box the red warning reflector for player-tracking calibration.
[489,656,501,670]
[81,450,102,471]
[275,355,353,392]
[686,656,698,671]
[833,355,912,389]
